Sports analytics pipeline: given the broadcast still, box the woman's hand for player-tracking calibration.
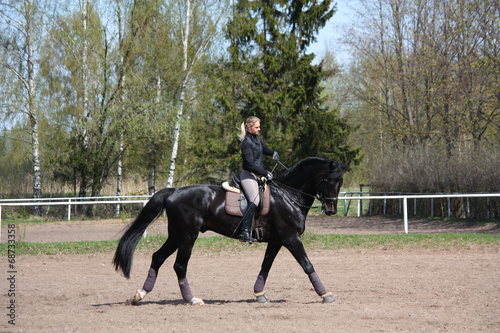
[273,151,279,161]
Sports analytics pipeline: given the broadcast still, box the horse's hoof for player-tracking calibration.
[128,289,148,305]
[255,292,270,303]
[188,297,205,306]
[321,292,336,304]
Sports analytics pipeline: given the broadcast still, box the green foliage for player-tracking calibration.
[1,0,361,199]
[186,0,359,184]
[0,123,32,195]
[297,107,359,163]
[226,0,343,166]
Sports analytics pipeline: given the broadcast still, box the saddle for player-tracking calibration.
[222,173,270,217]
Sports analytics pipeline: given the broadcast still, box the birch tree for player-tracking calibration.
[0,0,41,211]
[77,0,90,202]
[166,0,229,188]
[38,0,146,216]
[115,0,126,216]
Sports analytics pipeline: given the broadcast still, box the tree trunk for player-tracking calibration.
[148,13,161,195]
[148,161,156,195]
[116,133,123,216]
[166,0,191,188]
[390,0,412,146]
[25,0,41,214]
[116,0,125,217]
[79,0,90,205]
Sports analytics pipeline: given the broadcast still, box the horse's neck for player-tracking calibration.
[282,165,328,196]
[285,177,316,195]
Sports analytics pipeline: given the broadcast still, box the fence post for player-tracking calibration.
[487,197,490,219]
[467,197,470,219]
[0,205,2,241]
[344,193,347,216]
[448,197,451,217]
[431,198,434,217]
[357,195,361,217]
[403,197,408,234]
[143,202,147,237]
[359,185,363,216]
[67,199,71,221]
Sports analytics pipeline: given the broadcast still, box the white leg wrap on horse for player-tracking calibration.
[130,289,148,305]
[138,289,148,299]
[188,297,205,306]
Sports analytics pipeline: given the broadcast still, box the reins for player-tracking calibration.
[269,180,323,210]
[269,161,327,210]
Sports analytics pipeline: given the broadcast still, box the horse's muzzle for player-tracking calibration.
[322,202,337,216]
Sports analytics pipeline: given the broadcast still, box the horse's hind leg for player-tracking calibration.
[253,243,282,303]
[130,237,178,305]
[174,241,204,306]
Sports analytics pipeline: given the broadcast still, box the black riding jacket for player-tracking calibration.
[241,133,275,177]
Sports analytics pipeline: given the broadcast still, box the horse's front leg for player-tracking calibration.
[254,243,282,303]
[283,236,335,304]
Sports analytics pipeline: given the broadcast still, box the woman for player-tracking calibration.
[238,116,279,242]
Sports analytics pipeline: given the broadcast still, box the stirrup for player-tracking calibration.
[239,230,256,243]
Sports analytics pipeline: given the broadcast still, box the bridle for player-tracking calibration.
[316,177,338,205]
[269,173,337,210]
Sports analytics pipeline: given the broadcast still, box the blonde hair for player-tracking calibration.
[238,116,260,141]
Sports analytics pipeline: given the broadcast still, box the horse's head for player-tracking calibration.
[318,160,350,216]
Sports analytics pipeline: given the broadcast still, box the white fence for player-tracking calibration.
[0,195,150,240]
[0,195,150,220]
[1,193,499,239]
[341,193,500,234]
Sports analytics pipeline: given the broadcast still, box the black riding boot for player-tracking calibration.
[239,202,257,243]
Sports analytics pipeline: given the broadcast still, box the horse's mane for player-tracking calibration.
[276,157,335,183]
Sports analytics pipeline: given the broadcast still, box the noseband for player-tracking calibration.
[317,177,338,206]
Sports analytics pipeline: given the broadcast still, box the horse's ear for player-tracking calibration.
[329,160,350,170]
[329,160,342,170]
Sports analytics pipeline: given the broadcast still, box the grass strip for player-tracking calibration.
[1,233,499,256]
[300,232,500,251]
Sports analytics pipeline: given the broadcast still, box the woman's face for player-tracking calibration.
[247,120,261,135]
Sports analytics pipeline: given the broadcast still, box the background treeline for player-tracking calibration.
[337,0,500,218]
[1,0,499,219]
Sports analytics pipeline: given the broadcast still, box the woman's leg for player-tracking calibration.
[239,170,259,242]
[240,170,260,205]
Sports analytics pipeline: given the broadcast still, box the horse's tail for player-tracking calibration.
[113,187,174,278]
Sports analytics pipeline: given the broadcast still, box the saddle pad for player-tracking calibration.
[225,187,270,217]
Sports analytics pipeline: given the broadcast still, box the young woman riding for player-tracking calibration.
[238,116,279,242]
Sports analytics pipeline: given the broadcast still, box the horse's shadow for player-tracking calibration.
[92,298,287,307]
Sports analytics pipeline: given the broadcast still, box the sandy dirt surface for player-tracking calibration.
[1,216,499,332]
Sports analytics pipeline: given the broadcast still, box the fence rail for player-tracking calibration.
[341,193,500,234]
[1,193,499,239]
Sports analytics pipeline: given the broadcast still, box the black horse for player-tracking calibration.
[113,157,349,305]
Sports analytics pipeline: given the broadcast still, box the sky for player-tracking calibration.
[307,1,356,65]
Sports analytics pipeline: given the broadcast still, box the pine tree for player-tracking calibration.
[226,0,358,165]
